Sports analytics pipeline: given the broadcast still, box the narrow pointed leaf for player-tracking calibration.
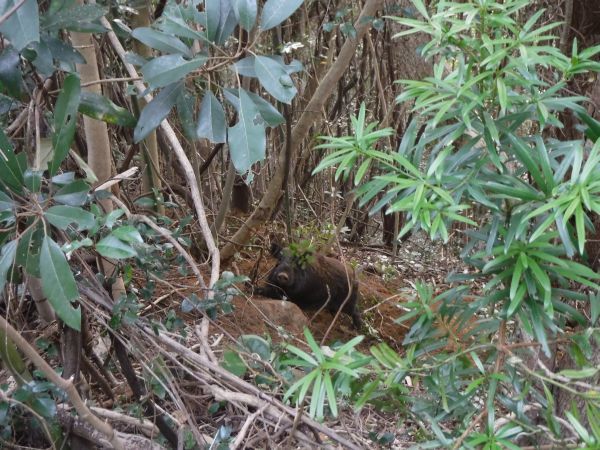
[196,91,226,143]
[49,74,80,176]
[134,82,183,143]
[131,27,191,57]
[0,240,17,292]
[233,0,257,31]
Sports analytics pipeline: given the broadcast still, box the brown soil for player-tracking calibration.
[210,249,412,354]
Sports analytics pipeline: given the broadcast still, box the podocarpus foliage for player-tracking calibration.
[309,0,600,446]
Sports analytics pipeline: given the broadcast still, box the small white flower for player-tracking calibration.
[282,42,304,53]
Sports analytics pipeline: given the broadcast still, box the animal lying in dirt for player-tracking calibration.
[255,243,362,329]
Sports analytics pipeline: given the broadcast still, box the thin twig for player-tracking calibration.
[0,0,27,25]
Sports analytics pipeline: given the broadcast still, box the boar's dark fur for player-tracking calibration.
[256,244,362,328]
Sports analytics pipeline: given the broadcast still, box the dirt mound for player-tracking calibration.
[215,297,309,343]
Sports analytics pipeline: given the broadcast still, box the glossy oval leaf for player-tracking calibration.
[227,89,266,172]
[40,236,81,331]
[196,91,226,143]
[260,0,303,31]
[0,0,39,51]
[254,55,297,104]
[111,225,143,244]
[96,235,138,259]
[233,0,257,31]
[49,74,80,176]
[79,92,136,127]
[134,82,183,143]
[45,205,95,231]
[54,180,90,206]
[131,27,191,57]
[141,54,207,90]
[0,48,26,99]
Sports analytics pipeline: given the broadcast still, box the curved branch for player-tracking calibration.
[0,315,125,450]
[220,0,385,261]
[99,16,220,292]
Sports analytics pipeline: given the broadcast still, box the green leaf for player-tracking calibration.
[566,411,591,442]
[111,225,143,244]
[134,82,183,143]
[54,180,90,206]
[0,240,17,292]
[284,344,318,366]
[41,3,106,33]
[223,87,285,127]
[591,291,600,325]
[141,54,207,90]
[46,36,85,65]
[233,0,257,31]
[45,206,95,231]
[215,0,239,44]
[0,130,25,192]
[96,235,137,259]
[260,0,303,31]
[497,78,507,114]
[0,0,39,51]
[0,191,14,212]
[205,0,221,42]
[239,335,271,360]
[0,48,26,99]
[411,0,429,19]
[254,55,297,104]
[324,371,337,417]
[131,27,191,57]
[227,88,266,172]
[16,223,43,277]
[176,90,197,140]
[575,204,586,255]
[577,111,600,142]
[510,257,523,300]
[24,169,42,193]
[79,92,136,127]
[507,283,527,317]
[196,91,226,143]
[222,350,247,377]
[39,236,81,331]
[49,74,80,176]
[558,367,598,379]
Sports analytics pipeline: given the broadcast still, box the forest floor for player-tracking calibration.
[136,228,466,448]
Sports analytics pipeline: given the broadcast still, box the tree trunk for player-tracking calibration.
[132,3,164,215]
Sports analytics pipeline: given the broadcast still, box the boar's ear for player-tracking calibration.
[270,242,283,259]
